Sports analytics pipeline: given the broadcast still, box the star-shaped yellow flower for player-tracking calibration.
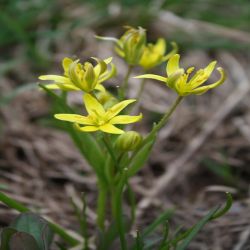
[39,57,116,93]
[135,54,226,96]
[55,94,142,134]
[139,38,178,70]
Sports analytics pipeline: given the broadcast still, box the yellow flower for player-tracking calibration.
[96,26,146,66]
[135,54,226,96]
[55,94,142,134]
[139,38,178,70]
[39,57,116,93]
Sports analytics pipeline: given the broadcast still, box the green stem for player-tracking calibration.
[48,222,79,247]
[0,192,80,247]
[96,183,108,231]
[154,96,183,134]
[126,182,136,225]
[103,134,118,167]
[119,65,133,100]
[128,77,147,114]
[0,192,29,213]
[136,95,183,150]
[136,77,147,101]
[113,169,128,250]
[81,193,89,250]
[110,190,115,220]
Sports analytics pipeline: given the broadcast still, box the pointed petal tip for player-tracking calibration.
[38,75,46,80]
[173,53,180,58]
[138,112,143,120]
[105,56,113,61]
[133,75,143,79]
[54,114,62,119]
[217,66,224,72]
[216,67,226,82]
[134,74,167,82]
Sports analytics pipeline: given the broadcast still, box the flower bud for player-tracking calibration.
[115,131,142,152]
[115,26,146,65]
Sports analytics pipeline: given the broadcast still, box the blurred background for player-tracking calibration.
[0,0,250,249]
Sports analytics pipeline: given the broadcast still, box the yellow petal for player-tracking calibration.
[99,124,124,134]
[189,61,217,88]
[115,46,125,58]
[134,74,167,82]
[92,58,107,76]
[104,57,113,64]
[106,99,136,120]
[110,113,143,124]
[166,69,184,89]
[39,75,72,84]
[139,53,161,70]
[42,83,79,91]
[166,54,180,76]
[76,125,99,132]
[154,38,166,55]
[204,61,217,77]
[95,83,106,92]
[43,84,60,89]
[83,93,105,116]
[62,58,73,75]
[59,84,80,91]
[54,114,94,125]
[84,63,95,88]
[98,63,117,83]
[162,42,178,61]
[68,60,82,88]
[191,67,226,95]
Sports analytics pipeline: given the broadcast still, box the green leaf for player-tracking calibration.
[135,230,143,250]
[10,212,53,250]
[96,215,131,250]
[131,209,174,250]
[127,136,156,177]
[158,221,170,250]
[0,227,17,250]
[0,192,79,247]
[142,209,174,238]
[9,232,40,250]
[0,192,80,246]
[175,207,219,250]
[0,192,29,213]
[143,234,164,250]
[55,242,67,250]
[210,192,233,220]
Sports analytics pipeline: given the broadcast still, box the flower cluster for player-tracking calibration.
[97,26,178,70]
[35,26,230,250]
[39,26,226,136]
[39,56,142,134]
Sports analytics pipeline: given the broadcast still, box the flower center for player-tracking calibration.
[89,112,107,126]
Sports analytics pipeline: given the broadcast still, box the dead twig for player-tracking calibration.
[153,11,250,44]
[233,226,250,250]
